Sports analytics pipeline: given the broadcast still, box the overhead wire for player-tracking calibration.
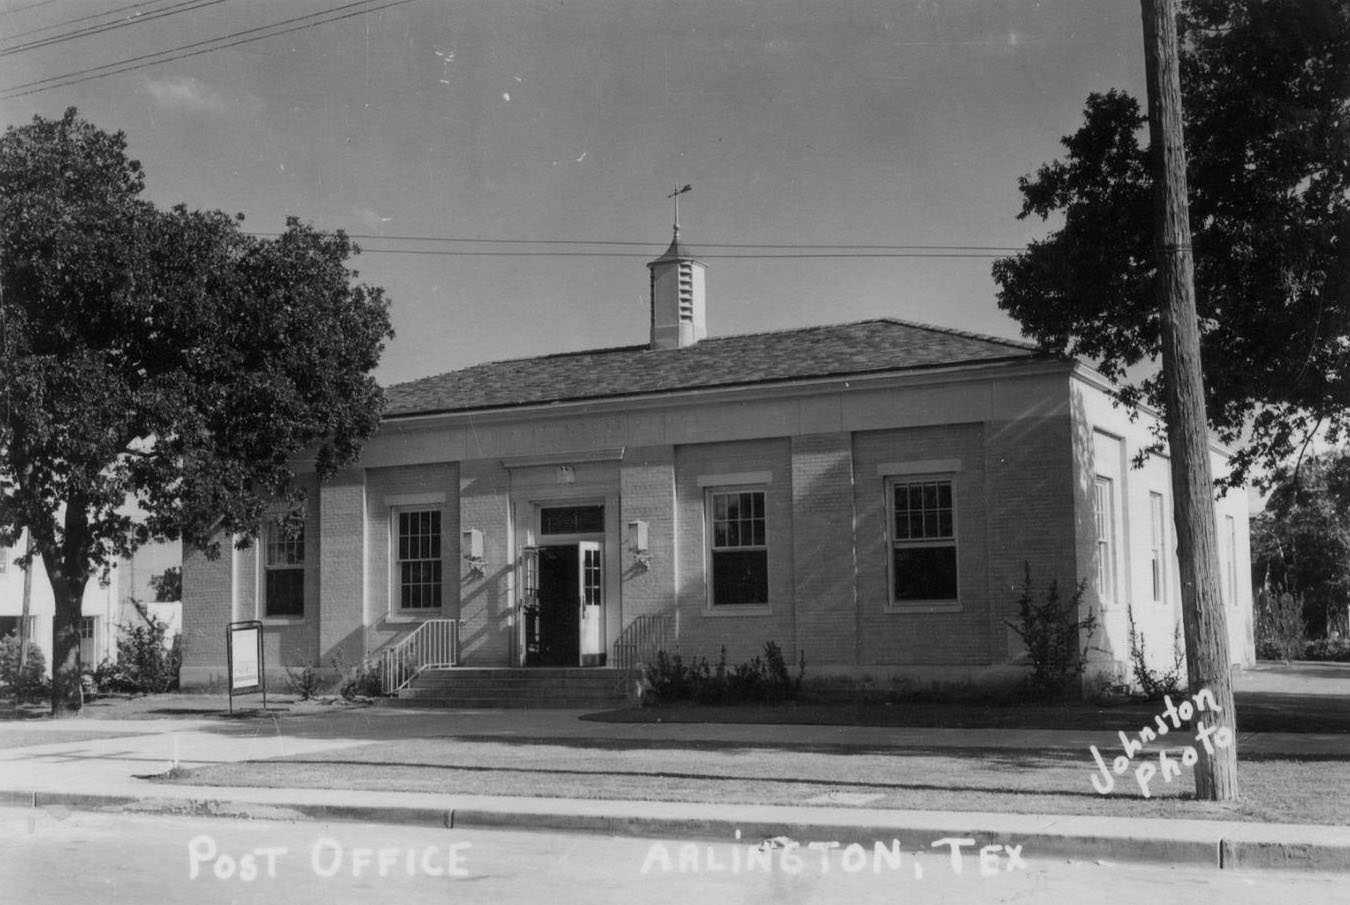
[0,0,421,98]
[0,0,67,17]
[1,0,234,57]
[355,249,1009,259]
[244,231,1024,255]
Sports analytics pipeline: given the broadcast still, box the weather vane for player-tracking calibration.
[667,183,692,236]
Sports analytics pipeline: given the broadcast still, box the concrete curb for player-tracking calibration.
[4,788,1349,872]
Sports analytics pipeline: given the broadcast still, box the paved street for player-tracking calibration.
[2,806,1346,905]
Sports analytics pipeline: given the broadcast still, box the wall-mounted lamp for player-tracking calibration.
[463,528,486,577]
[627,520,650,571]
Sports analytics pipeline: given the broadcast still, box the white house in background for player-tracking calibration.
[179,228,1256,695]
[0,533,181,673]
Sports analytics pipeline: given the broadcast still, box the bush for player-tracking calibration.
[1126,606,1184,701]
[643,642,805,705]
[1255,589,1307,661]
[0,633,49,703]
[1005,563,1094,701]
[96,614,181,694]
[1303,638,1350,662]
[332,651,383,700]
[284,660,325,700]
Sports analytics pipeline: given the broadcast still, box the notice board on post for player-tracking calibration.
[226,619,266,713]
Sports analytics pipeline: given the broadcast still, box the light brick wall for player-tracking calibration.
[364,463,459,654]
[789,432,858,669]
[673,438,796,665]
[617,445,677,640]
[318,469,367,672]
[852,423,990,669]
[984,405,1078,667]
[457,460,512,666]
[179,534,233,690]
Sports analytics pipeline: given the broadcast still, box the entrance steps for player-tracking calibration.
[391,667,632,709]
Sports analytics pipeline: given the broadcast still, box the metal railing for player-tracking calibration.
[379,619,459,694]
[612,612,673,699]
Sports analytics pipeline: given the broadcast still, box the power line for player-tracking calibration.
[0,0,67,17]
[1,0,234,57]
[355,248,1008,259]
[349,234,1024,252]
[3,0,195,44]
[245,231,1024,252]
[0,0,421,98]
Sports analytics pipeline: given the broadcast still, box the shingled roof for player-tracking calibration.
[383,318,1044,418]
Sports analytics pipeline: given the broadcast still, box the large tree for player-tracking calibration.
[993,0,1350,488]
[0,109,393,712]
[1251,449,1350,637]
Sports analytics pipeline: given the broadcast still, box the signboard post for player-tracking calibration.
[226,620,265,713]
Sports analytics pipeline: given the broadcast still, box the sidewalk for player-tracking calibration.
[2,703,1349,873]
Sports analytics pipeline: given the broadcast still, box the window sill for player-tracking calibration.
[382,610,445,624]
[704,605,773,617]
[261,615,307,624]
[886,600,962,615]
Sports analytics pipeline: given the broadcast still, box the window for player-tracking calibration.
[1149,491,1167,605]
[397,509,442,609]
[79,616,96,639]
[889,478,958,603]
[264,524,305,617]
[708,490,768,606]
[0,543,8,574]
[1094,477,1117,605]
[540,505,604,535]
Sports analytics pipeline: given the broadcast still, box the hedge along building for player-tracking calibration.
[180,227,1255,694]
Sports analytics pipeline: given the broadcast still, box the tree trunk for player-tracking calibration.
[1140,0,1239,801]
[42,500,92,716]
[47,570,86,715]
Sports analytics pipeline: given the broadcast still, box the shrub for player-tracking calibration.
[1005,563,1094,701]
[284,660,325,700]
[643,642,805,705]
[333,651,383,700]
[1255,589,1307,661]
[0,633,49,703]
[1126,606,1184,701]
[97,614,181,694]
[1303,638,1350,662]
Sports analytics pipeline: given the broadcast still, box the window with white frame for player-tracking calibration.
[707,489,768,606]
[888,478,958,603]
[79,616,96,639]
[396,509,442,609]
[1149,491,1167,605]
[1094,476,1117,605]
[0,543,8,574]
[264,523,305,617]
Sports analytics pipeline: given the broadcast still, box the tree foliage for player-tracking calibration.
[993,0,1350,488]
[0,109,393,711]
[1251,448,1350,637]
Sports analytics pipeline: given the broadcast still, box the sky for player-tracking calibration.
[0,0,1147,387]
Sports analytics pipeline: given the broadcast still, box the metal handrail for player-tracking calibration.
[613,612,673,699]
[380,618,459,694]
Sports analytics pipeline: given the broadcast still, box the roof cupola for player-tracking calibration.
[647,184,707,350]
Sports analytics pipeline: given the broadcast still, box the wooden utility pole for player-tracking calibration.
[1140,0,1238,800]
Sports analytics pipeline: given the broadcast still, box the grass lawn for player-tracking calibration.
[580,690,1350,734]
[157,735,1350,826]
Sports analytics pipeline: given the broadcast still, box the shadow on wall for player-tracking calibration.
[1071,386,1119,693]
[457,560,512,666]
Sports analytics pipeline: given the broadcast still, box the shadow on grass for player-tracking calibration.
[163,755,1123,801]
[579,690,1350,734]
